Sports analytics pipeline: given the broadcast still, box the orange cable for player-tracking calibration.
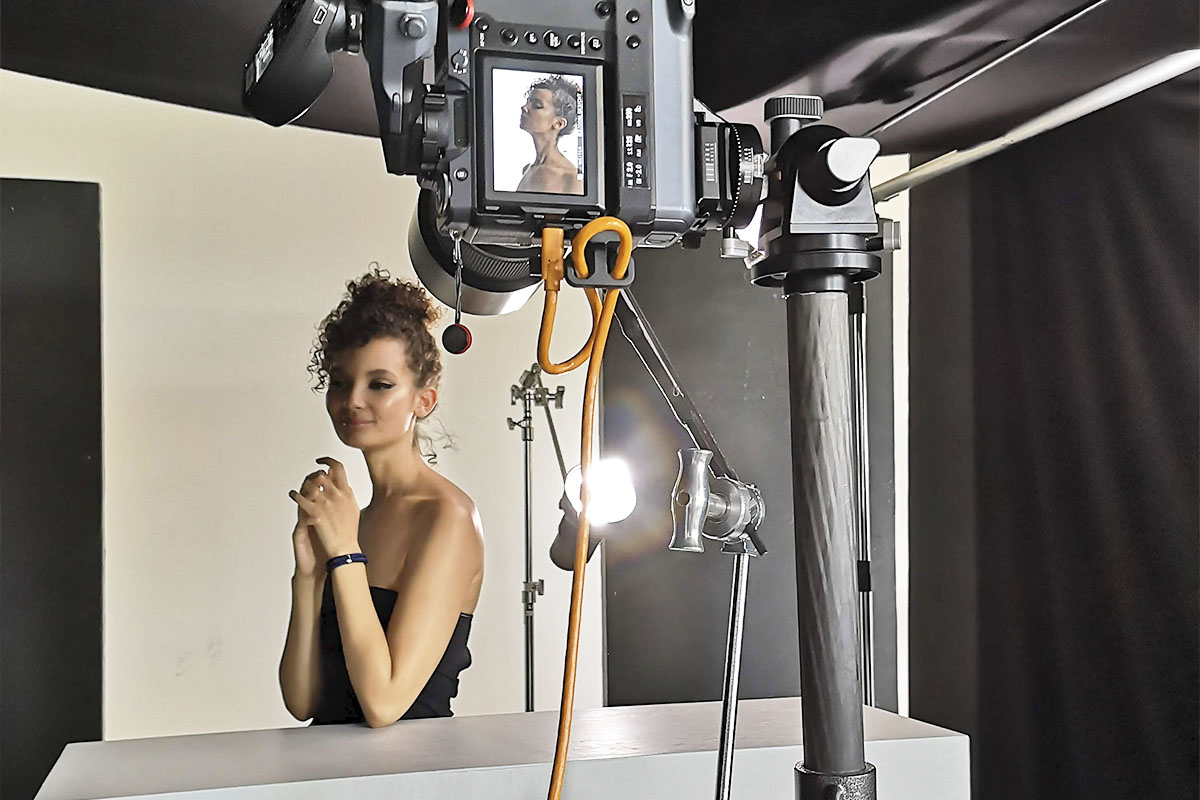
[538,227,602,374]
[537,218,633,800]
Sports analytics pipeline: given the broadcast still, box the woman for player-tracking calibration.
[515,75,585,195]
[278,269,484,728]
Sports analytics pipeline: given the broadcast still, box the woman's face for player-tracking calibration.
[324,336,437,451]
[520,88,565,137]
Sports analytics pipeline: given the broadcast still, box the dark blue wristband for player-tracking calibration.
[326,552,367,572]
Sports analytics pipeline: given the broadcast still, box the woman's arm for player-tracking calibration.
[331,501,482,728]
[278,571,326,721]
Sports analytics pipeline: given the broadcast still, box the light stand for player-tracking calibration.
[507,365,567,713]
[611,290,766,800]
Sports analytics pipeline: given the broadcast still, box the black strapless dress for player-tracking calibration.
[309,575,473,726]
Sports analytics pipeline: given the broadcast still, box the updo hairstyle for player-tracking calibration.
[309,266,443,395]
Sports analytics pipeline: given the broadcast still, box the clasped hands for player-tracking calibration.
[290,457,361,562]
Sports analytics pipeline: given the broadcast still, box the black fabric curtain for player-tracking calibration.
[966,75,1198,798]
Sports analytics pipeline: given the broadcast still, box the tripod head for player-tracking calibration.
[752,96,889,295]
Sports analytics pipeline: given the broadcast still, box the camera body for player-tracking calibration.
[244,0,761,252]
[405,0,699,249]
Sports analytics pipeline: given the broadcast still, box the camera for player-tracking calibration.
[243,0,765,312]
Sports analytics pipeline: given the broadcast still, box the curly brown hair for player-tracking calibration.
[309,267,443,392]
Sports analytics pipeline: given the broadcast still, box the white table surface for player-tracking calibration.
[36,697,970,799]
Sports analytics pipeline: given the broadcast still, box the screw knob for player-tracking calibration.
[764,95,823,124]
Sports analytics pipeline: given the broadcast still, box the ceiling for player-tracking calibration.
[1,0,1195,154]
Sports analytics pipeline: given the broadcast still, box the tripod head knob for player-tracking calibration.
[765,95,824,150]
[764,95,824,124]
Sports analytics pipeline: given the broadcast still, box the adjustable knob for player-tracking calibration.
[764,95,823,124]
[669,449,712,553]
[794,127,880,206]
[400,14,427,39]
[764,95,823,151]
[824,137,881,188]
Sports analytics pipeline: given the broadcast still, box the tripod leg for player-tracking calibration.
[786,290,876,799]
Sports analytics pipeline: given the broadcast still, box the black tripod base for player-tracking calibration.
[795,762,876,800]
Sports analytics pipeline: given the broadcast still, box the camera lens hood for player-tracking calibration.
[408,190,542,316]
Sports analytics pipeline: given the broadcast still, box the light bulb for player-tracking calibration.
[564,458,637,525]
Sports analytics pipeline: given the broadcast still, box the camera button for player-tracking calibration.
[626,9,641,23]
[626,35,641,49]
[544,31,563,49]
[588,36,603,51]
[567,34,582,50]
[524,31,539,45]
[500,27,517,44]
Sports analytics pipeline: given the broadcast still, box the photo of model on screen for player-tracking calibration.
[514,75,585,195]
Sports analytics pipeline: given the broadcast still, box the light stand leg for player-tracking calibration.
[715,550,751,800]
[786,291,876,799]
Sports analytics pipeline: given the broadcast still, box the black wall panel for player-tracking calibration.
[1,179,103,800]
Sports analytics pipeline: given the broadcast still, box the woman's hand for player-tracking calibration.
[291,515,327,579]
[289,458,361,559]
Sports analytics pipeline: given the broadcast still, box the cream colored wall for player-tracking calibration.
[0,70,604,740]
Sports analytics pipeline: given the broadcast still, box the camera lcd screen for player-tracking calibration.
[490,68,586,196]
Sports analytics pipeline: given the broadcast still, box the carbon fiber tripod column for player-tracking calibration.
[786,290,874,798]
[752,94,887,800]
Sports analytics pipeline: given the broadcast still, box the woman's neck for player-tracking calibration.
[362,437,428,504]
[531,132,561,163]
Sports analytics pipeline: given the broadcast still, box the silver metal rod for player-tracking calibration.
[873,49,1200,202]
[715,551,752,800]
[863,0,1113,139]
[614,290,738,482]
[848,288,874,707]
[541,400,568,481]
[614,290,769,555]
[522,391,535,713]
[786,291,866,777]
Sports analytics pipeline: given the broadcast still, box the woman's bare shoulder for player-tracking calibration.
[420,472,484,543]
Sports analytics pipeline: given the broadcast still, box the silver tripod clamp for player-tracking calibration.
[669,448,765,556]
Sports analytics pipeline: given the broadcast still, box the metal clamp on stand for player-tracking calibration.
[670,449,765,557]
